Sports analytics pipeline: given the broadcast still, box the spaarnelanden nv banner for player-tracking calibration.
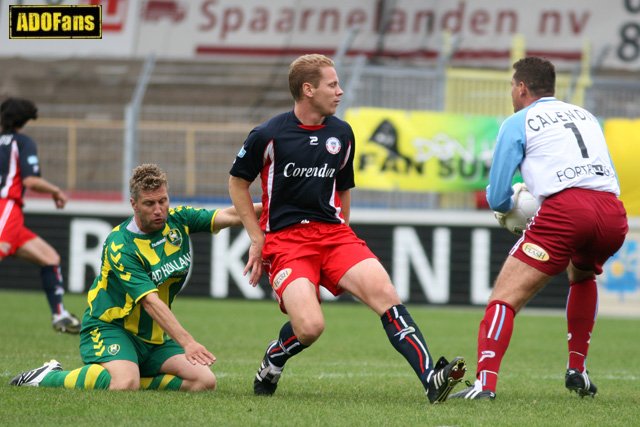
[3,0,639,71]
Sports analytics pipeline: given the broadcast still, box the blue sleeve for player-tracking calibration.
[486,112,526,212]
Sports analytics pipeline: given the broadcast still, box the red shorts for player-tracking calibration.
[262,221,377,311]
[0,199,36,258]
[511,188,628,276]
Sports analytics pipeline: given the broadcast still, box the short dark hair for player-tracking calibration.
[512,57,555,97]
[1,98,38,132]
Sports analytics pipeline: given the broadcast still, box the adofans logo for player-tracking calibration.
[9,5,101,39]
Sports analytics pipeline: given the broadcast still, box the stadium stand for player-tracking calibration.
[1,56,639,207]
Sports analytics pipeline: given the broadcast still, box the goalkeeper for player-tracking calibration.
[10,164,258,391]
[451,57,628,400]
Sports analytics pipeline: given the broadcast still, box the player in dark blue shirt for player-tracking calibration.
[229,54,466,403]
[230,110,354,232]
[0,97,80,334]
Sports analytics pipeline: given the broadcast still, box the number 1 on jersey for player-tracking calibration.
[564,123,589,158]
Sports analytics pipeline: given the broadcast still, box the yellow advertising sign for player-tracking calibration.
[346,107,501,192]
[604,119,640,217]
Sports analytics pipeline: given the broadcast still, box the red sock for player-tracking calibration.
[476,300,516,392]
[566,278,597,373]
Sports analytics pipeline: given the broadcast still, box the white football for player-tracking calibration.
[503,187,539,235]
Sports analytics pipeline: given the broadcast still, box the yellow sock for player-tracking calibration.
[41,364,110,389]
[140,374,182,390]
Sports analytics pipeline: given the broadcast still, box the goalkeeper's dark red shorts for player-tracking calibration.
[262,221,377,312]
[0,199,37,258]
[510,188,628,276]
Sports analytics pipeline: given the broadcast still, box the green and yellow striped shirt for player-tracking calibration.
[82,206,217,344]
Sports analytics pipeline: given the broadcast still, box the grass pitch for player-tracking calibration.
[0,289,637,426]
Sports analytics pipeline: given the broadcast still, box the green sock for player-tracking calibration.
[41,364,111,389]
[140,374,183,391]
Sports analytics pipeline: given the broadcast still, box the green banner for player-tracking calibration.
[346,107,501,192]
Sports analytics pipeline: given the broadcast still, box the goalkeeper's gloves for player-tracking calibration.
[493,183,528,229]
[511,182,528,204]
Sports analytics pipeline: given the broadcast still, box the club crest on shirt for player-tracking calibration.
[108,344,120,355]
[325,137,341,154]
[167,229,182,247]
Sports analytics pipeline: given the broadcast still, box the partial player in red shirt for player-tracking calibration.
[0,98,80,334]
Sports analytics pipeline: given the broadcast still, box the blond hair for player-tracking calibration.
[129,164,168,200]
[288,54,335,101]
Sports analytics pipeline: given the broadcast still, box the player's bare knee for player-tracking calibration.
[45,251,61,266]
[182,371,217,391]
[0,241,11,259]
[197,373,217,391]
[109,377,140,390]
[295,319,324,344]
[379,282,401,304]
[365,282,401,315]
[204,373,217,391]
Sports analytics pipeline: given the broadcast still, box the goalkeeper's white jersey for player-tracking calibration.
[487,97,620,212]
